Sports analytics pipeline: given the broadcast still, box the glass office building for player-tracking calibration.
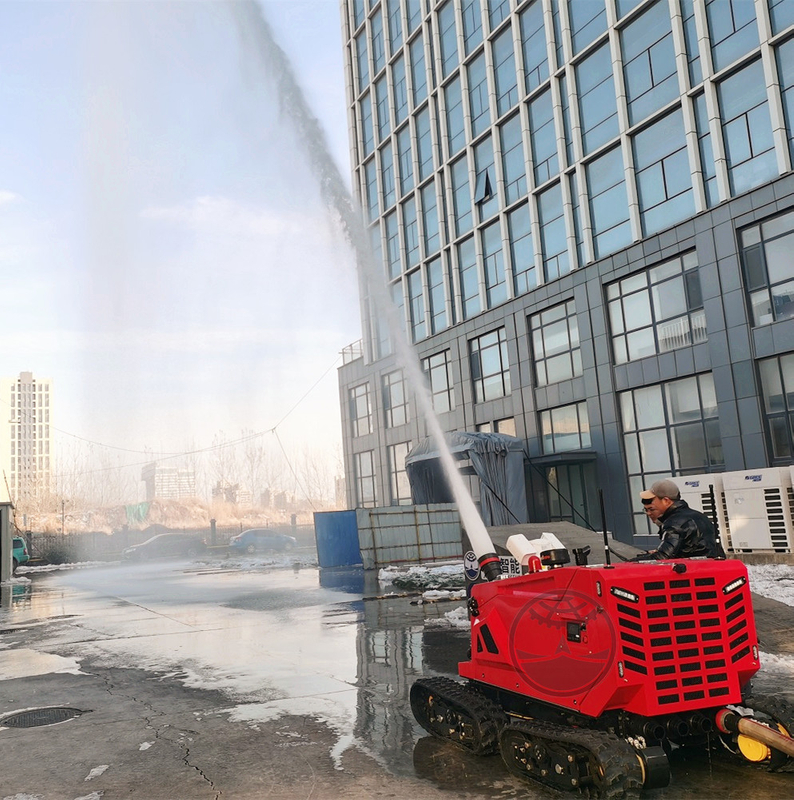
[337,0,794,545]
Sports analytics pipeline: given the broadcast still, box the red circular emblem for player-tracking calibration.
[508,588,616,697]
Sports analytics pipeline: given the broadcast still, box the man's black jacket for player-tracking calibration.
[654,499,726,559]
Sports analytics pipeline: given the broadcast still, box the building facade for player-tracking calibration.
[141,463,197,501]
[0,371,53,506]
[336,0,794,545]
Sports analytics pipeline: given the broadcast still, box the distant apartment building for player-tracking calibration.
[141,463,196,501]
[0,371,53,505]
[337,0,794,546]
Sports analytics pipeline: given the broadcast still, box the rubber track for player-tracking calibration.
[500,719,644,800]
[410,676,505,755]
[742,694,794,772]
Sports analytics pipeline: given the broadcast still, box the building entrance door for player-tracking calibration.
[546,463,590,528]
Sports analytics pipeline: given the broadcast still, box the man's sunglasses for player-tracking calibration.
[641,497,655,506]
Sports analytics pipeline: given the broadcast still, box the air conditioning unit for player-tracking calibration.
[722,467,793,553]
[676,473,731,552]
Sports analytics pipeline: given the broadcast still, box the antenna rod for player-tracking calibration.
[599,488,612,567]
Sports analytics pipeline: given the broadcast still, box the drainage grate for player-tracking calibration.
[0,707,88,728]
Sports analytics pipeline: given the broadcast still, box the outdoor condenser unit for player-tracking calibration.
[722,466,794,553]
[677,472,731,552]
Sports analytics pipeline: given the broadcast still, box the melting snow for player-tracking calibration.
[84,766,109,781]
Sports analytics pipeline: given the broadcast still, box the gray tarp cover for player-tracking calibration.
[405,432,528,526]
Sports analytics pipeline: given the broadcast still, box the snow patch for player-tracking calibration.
[84,765,109,781]
[378,562,464,590]
[747,564,794,607]
[138,742,153,751]
[426,605,471,630]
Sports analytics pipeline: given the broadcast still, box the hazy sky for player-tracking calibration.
[0,1,361,485]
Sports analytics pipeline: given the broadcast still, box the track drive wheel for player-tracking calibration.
[409,677,504,756]
[721,694,794,772]
[500,720,644,799]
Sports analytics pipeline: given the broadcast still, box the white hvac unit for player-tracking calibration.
[676,473,731,552]
[722,467,794,553]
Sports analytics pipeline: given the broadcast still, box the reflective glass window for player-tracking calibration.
[693,93,718,207]
[482,221,507,307]
[473,136,498,222]
[354,450,376,507]
[386,0,403,53]
[621,1,677,126]
[705,0,758,73]
[458,236,481,319]
[451,154,473,235]
[680,0,702,87]
[759,353,794,461]
[586,146,631,259]
[461,0,484,54]
[445,76,466,156]
[421,180,440,256]
[493,27,518,118]
[568,0,607,56]
[364,158,379,222]
[530,299,581,386]
[519,0,548,94]
[501,114,527,204]
[778,38,794,163]
[422,350,456,413]
[384,211,401,279]
[439,1,459,78]
[402,197,420,268]
[406,0,422,33]
[540,401,590,453]
[576,43,619,155]
[468,52,491,137]
[356,30,370,92]
[508,203,536,296]
[396,125,414,195]
[633,109,695,236]
[383,371,409,428]
[538,182,569,281]
[416,107,434,181]
[770,0,794,35]
[487,0,510,30]
[350,383,373,437]
[387,441,412,505]
[408,268,426,341]
[371,9,386,74]
[360,93,374,157]
[375,76,391,141]
[410,35,428,106]
[427,256,448,334]
[717,60,777,196]
[380,142,396,209]
[392,57,409,124]
[529,89,559,185]
[469,327,512,402]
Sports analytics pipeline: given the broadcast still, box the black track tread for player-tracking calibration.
[741,693,794,772]
[410,676,505,755]
[500,719,644,800]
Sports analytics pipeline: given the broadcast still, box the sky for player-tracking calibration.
[0,0,361,498]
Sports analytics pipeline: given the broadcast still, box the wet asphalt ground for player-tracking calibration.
[1,551,793,800]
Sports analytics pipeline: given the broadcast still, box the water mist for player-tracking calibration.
[230,2,500,579]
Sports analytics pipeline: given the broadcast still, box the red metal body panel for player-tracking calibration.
[458,559,759,718]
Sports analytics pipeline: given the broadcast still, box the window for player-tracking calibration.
[410,35,428,106]
[492,27,518,117]
[693,93,718,207]
[380,142,396,209]
[487,0,510,30]
[741,209,794,326]
[468,52,491,137]
[470,328,511,403]
[519,0,548,94]
[473,136,498,221]
[384,211,401,279]
[352,0,365,29]
[445,76,466,157]
[568,0,607,56]
[402,197,420,268]
[416,107,434,180]
[406,0,422,33]
[386,0,403,53]
[397,125,414,196]
[364,159,378,222]
[371,9,386,74]
[420,351,455,414]
[508,203,535,296]
[392,57,408,124]
[461,0,483,54]
[632,109,694,236]
[427,256,449,333]
[621,1,677,127]
[770,0,794,35]
[705,0,758,73]
[421,180,439,255]
[439,1,459,78]
[541,401,590,454]
[375,76,391,141]
[778,38,794,163]
[529,89,559,186]
[482,221,507,307]
[408,268,426,342]
[500,114,527,204]
[621,374,723,535]
[759,354,794,461]
[458,236,481,318]
[360,94,374,157]
[388,442,413,505]
[356,30,369,93]
[451,155,473,235]
[680,0,702,87]
[717,60,777,196]
[383,370,409,428]
[568,171,584,267]
[350,384,372,437]
[607,252,706,364]
[576,43,619,156]
[538,182,569,281]
[354,450,377,507]
[530,299,581,386]
[586,145,631,259]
